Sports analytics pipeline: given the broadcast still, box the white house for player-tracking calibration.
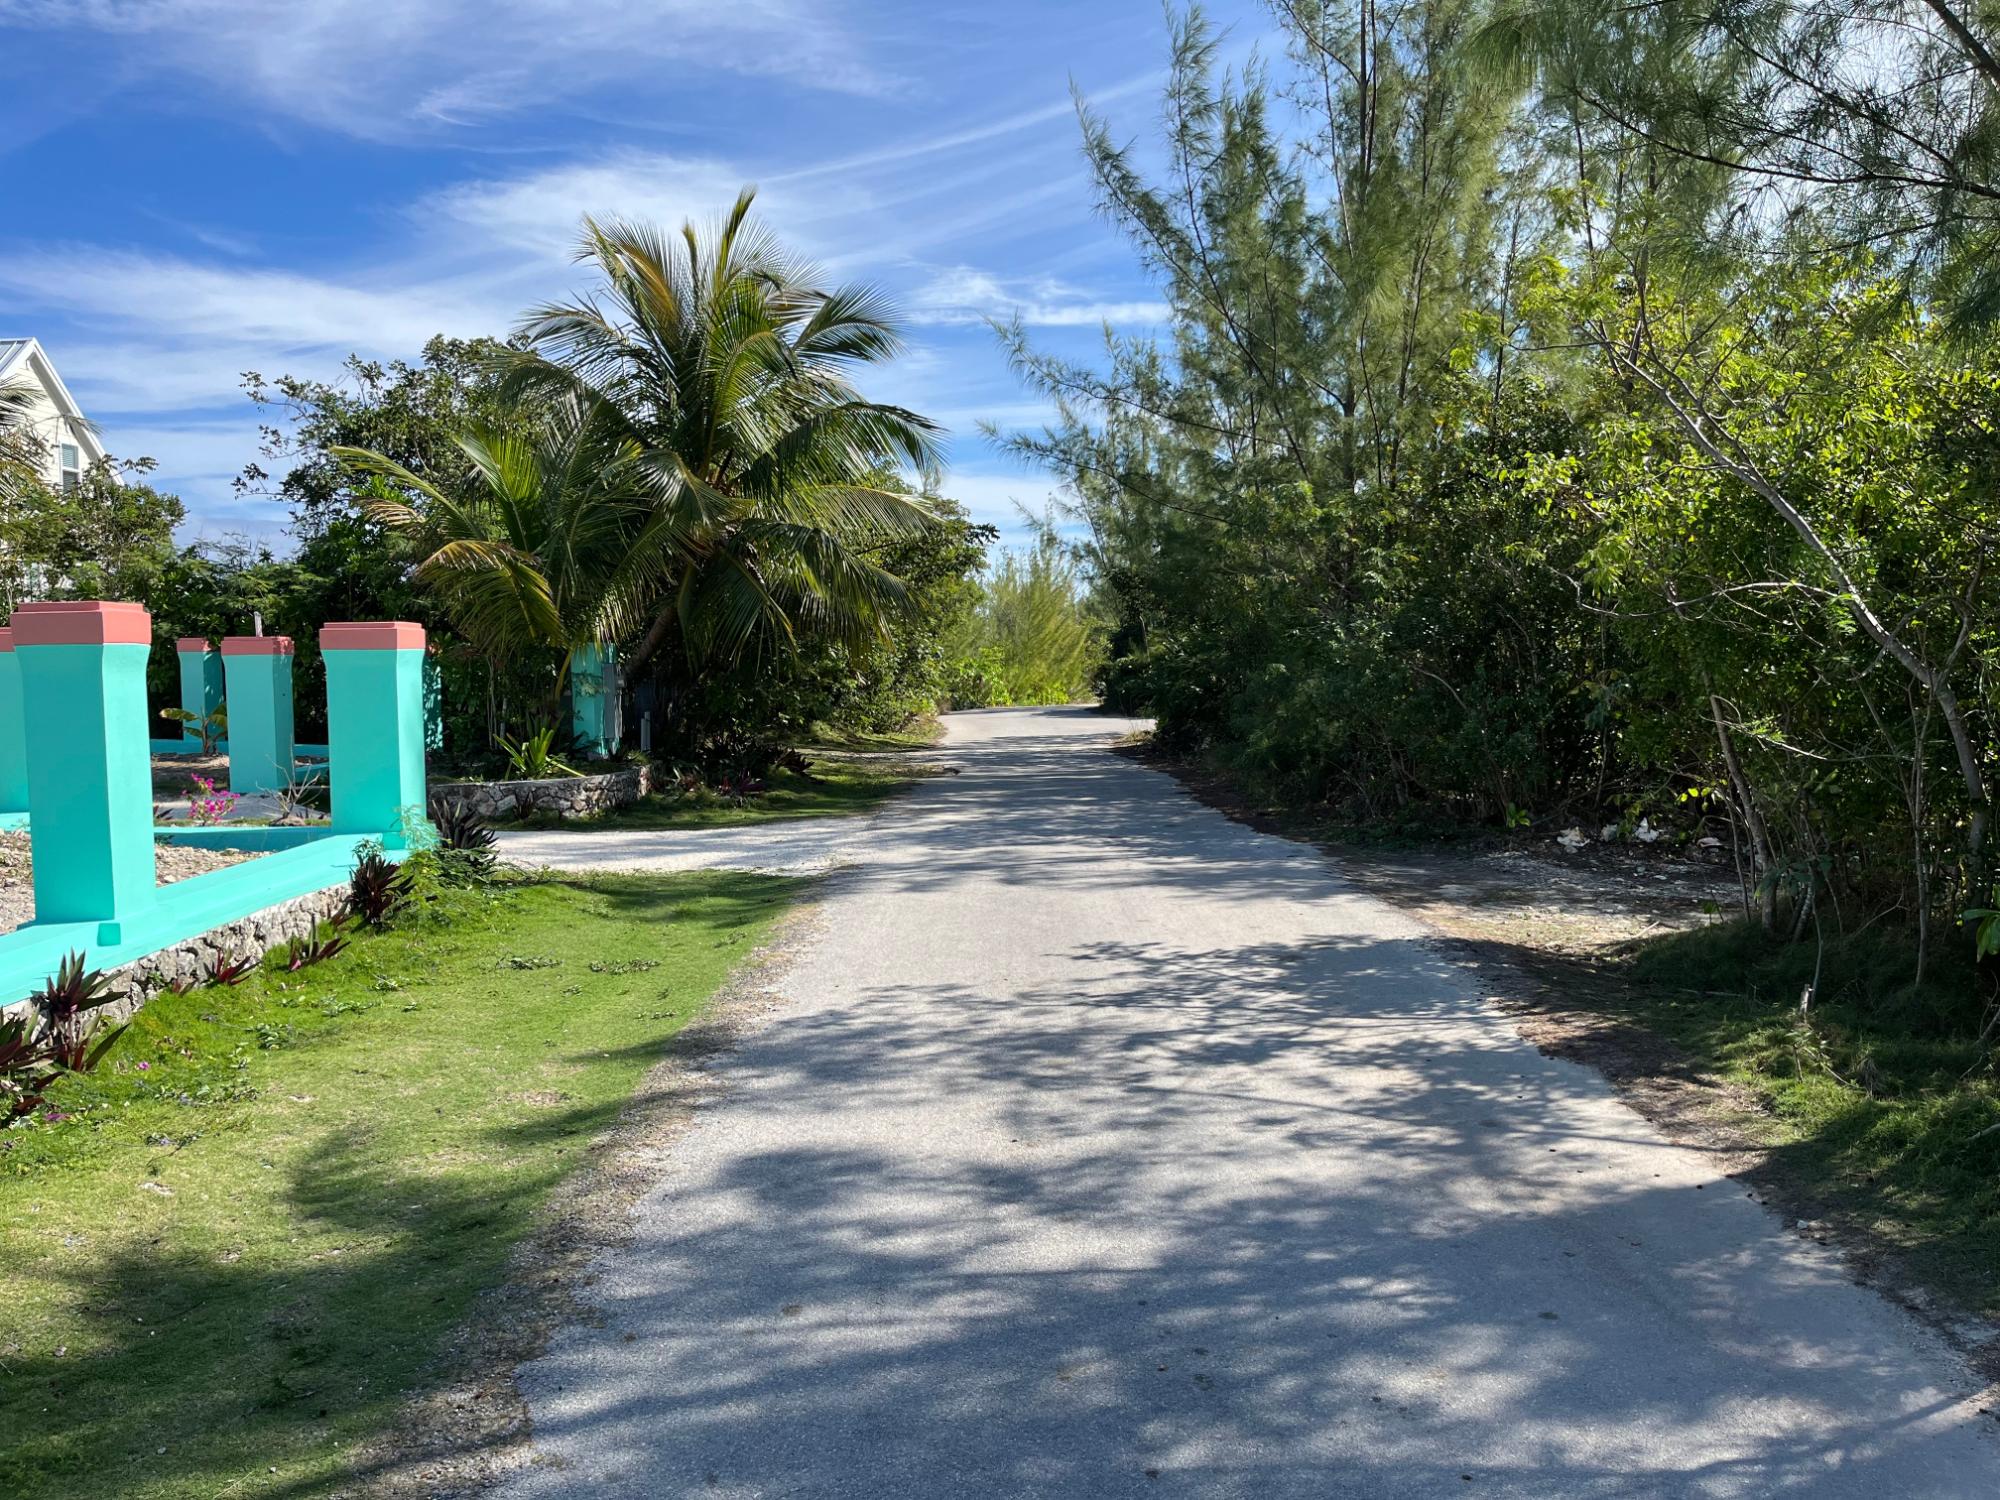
[0,338,108,492]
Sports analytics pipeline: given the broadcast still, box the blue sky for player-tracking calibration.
[0,0,1262,551]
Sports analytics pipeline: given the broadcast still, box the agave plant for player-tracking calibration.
[496,725,579,780]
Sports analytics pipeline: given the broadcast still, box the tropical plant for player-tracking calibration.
[336,393,666,716]
[349,848,406,930]
[160,703,227,756]
[496,725,578,779]
[283,923,351,972]
[432,798,499,883]
[0,952,125,1121]
[336,194,945,717]
[203,953,257,987]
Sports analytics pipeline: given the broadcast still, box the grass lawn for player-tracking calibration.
[1615,922,2000,1312]
[517,754,933,833]
[0,871,799,1499]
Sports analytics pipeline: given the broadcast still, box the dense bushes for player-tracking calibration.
[1009,3,2000,982]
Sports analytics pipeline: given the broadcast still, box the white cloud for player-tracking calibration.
[426,154,816,261]
[0,249,507,352]
[907,266,1168,329]
[0,0,895,138]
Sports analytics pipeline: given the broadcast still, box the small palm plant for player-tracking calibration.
[496,725,579,779]
[159,703,228,756]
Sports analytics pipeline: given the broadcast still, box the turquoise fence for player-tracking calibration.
[0,604,428,1006]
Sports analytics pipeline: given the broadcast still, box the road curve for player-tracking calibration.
[495,706,1998,1499]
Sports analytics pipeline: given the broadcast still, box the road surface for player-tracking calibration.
[495,706,1998,1498]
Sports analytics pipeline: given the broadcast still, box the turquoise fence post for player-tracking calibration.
[0,629,27,817]
[13,601,156,940]
[569,642,619,758]
[175,637,223,747]
[222,635,295,795]
[322,622,428,845]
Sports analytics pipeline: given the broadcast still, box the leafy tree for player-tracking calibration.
[241,337,520,538]
[0,459,184,612]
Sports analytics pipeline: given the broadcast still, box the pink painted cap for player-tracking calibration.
[12,600,152,647]
[321,622,426,651]
[221,635,294,657]
[176,637,215,654]
[0,628,12,654]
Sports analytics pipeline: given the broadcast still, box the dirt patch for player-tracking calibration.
[0,830,257,935]
[1122,740,2000,1382]
[337,883,831,1498]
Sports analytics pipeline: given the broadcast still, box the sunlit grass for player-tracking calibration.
[0,872,798,1498]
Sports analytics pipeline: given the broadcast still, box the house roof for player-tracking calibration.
[0,337,109,465]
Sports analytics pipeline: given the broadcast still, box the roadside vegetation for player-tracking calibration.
[1013,5,2000,1309]
[0,865,796,1498]
[0,195,1102,790]
[512,754,938,833]
[941,539,1105,708]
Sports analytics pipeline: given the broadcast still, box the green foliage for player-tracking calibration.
[0,459,185,614]
[496,725,579,779]
[944,541,1104,707]
[158,703,226,755]
[0,952,125,1122]
[348,848,406,931]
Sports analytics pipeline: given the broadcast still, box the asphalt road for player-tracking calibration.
[495,706,1998,1499]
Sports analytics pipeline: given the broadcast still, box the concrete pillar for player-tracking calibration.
[0,629,27,815]
[221,635,295,794]
[322,622,427,844]
[569,642,620,758]
[174,637,223,747]
[13,601,156,938]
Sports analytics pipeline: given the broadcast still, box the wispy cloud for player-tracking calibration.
[907,267,1169,328]
[0,3,1192,546]
[0,0,896,138]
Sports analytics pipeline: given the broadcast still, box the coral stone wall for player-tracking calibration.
[427,765,653,823]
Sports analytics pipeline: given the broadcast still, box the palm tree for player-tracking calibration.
[336,392,679,717]
[0,381,39,508]
[501,189,944,682]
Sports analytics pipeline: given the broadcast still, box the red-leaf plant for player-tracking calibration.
[0,951,127,1121]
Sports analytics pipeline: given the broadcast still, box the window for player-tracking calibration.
[59,442,79,493]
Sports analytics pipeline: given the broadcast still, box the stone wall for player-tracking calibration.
[108,882,353,1014]
[428,764,653,823]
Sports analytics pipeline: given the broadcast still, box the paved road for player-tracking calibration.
[497,707,1998,1499]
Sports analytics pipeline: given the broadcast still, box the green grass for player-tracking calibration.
[1615,920,2000,1310]
[0,871,798,1498]
[518,756,930,833]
